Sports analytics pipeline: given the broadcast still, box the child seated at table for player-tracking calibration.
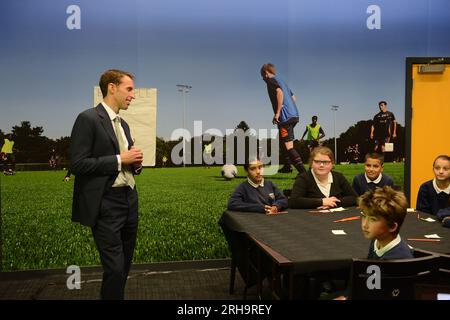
[327,186,413,300]
[289,146,357,209]
[416,155,450,228]
[352,153,395,196]
[360,186,413,260]
[228,158,288,214]
[225,158,287,293]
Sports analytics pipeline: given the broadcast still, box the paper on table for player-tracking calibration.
[312,207,347,213]
[330,207,346,212]
[425,234,442,239]
[332,230,347,235]
[407,208,415,213]
[420,217,436,222]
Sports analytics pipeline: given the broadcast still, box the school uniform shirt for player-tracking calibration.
[352,173,395,196]
[227,178,288,213]
[288,170,357,209]
[416,179,450,215]
[311,170,333,198]
[367,235,413,260]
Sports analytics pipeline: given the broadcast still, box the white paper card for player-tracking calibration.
[425,234,442,239]
[330,207,346,212]
[420,217,436,222]
[332,230,347,235]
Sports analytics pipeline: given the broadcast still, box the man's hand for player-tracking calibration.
[272,113,280,125]
[120,146,143,166]
[131,146,144,166]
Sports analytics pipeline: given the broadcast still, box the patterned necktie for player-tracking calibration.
[114,116,135,189]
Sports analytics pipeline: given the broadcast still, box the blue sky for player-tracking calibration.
[1,0,450,141]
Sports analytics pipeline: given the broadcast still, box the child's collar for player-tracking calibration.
[433,179,450,194]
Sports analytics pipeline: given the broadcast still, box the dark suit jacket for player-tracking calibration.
[69,103,141,227]
[288,170,357,209]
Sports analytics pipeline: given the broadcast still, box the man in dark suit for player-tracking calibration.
[69,69,144,300]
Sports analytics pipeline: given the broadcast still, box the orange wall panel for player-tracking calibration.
[410,65,450,207]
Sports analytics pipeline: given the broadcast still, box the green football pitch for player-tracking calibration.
[1,163,404,271]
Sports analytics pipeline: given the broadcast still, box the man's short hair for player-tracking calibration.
[365,152,384,165]
[359,186,408,235]
[99,69,135,98]
[312,115,318,121]
[378,100,387,107]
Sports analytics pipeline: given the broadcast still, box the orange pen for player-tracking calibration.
[407,238,441,242]
[333,216,361,223]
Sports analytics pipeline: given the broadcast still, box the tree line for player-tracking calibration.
[1,120,405,167]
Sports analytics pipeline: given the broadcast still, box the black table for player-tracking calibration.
[219,208,450,299]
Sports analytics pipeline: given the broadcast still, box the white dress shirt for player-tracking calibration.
[311,170,333,198]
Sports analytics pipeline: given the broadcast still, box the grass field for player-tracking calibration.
[1,163,404,271]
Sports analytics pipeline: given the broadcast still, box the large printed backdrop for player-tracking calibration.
[1,0,450,147]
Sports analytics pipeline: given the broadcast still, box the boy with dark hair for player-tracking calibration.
[360,186,413,260]
[224,158,287,292]
[228,158,287,214]
[352,153,395,196]
[260,63,306,174]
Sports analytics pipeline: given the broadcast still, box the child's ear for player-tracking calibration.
[389,222,399,233]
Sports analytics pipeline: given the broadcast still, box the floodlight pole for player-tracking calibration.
[177,84,192,167]
[331,105,339,163]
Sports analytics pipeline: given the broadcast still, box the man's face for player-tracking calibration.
[110,75,135,111]
[365,158,383,181]
[247,160,264,184]
[379,103,387,113]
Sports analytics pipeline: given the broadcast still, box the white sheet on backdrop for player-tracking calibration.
[94,86,157,166]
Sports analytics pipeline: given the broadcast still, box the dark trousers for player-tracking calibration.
[2,153,15,172]
[92,186,138,300]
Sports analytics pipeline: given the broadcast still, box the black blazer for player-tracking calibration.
[69,104,141,227]
[289,170,357,209]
